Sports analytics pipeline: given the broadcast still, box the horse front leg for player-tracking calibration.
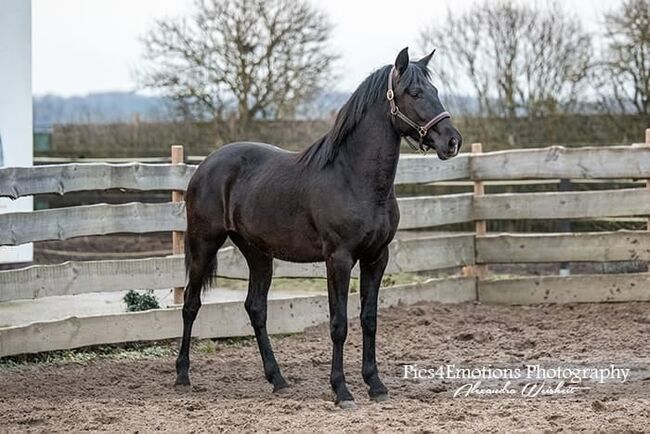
[360,247,389,401]
[325,249,356,409]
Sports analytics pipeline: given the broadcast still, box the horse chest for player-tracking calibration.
[345,199,399,255]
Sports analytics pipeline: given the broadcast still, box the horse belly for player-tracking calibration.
[244,228,324,263]
[233,203,324,263]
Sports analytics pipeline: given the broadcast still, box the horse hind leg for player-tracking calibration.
[231,234,289,393]
[174,230,226,391]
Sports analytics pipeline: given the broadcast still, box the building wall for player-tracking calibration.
[0,0,33,263]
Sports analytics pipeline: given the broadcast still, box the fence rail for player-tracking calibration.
[478,273,650,304]
[476,231,650,263]
[15,145,650,196]
[0,277,476,358]
[473,188,650,220]
[0,202,186,245]
[1,140,650,358]
[0,195,474,245]
[0,234,474,302]
[12,144,650,200]
[3,187,649,246]
[0,163,194,198]
[470,146,650,180]
[0,154,470,199]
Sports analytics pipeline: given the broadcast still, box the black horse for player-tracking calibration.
[175,47,463,409]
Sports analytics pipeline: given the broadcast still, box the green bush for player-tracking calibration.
[123,290,160,312]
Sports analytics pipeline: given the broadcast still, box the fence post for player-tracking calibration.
[467,142,488,280]
[558,178,572,276]
[171,145,185,305]
[647,129,650,233]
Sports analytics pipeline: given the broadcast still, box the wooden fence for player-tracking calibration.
[1,134,650,357]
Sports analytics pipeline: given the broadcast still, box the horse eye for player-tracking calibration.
[409,89,422,98]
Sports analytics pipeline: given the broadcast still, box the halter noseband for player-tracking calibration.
[387,66,451,151]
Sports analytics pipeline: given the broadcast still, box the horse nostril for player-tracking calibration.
[449,137,459,152]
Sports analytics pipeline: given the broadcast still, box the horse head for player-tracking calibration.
[388,47,463,160]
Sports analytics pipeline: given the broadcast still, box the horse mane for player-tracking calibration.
[297,62,432,168]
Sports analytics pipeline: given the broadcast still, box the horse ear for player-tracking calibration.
[395,47,409,75]
[418,49,436,67]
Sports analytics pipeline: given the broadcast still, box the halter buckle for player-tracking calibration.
[418,127,428,137]
[386,89,394,101]
[390,105,399,116]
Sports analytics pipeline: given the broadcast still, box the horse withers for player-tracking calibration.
[175,47,463,409]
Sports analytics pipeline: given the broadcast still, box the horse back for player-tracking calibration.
[186,141,398,262]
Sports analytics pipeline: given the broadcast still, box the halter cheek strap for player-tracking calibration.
[387,66,451,151]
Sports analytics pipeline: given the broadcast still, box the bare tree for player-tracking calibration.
[597,0,650,115]
[420,1,592,118]
[138,0,337,125]
[520,4,592,116]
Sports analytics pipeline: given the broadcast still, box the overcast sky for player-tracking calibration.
[32,0,622,96]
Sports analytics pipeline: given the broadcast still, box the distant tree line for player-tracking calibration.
[420,0,649,119]
[139,0,649,130]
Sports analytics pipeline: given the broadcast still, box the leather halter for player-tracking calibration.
[386,66,451,151]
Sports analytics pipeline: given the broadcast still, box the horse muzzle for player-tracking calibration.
[447,136,461,157]
[423,134,462,160]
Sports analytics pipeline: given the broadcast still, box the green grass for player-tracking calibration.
[194,335,260,354]
[0,336,267,371]
[0,341,174,370]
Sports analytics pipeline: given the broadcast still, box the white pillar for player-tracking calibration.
[0,0,33,264]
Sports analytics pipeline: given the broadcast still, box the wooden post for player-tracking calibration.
[646,129,650,233]
[464,143,488,280]
[172,145,185,305]
[558,178,571,276]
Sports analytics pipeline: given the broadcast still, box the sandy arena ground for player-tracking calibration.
[1,301,649,432]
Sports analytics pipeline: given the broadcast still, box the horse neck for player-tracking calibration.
[335,104,401,198]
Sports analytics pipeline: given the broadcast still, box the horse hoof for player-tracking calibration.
[370,393,389,402]
[273,383,291,394]
[337,400,356,410]
[174,383,192,393]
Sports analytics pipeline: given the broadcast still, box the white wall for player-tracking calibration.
[0,0,33,263]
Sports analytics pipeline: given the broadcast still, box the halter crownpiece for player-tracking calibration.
[387,66,451,151]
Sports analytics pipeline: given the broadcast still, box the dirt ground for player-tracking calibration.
[1,301,649,433]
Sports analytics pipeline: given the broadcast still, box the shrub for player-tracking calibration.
[123,290,160,312]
